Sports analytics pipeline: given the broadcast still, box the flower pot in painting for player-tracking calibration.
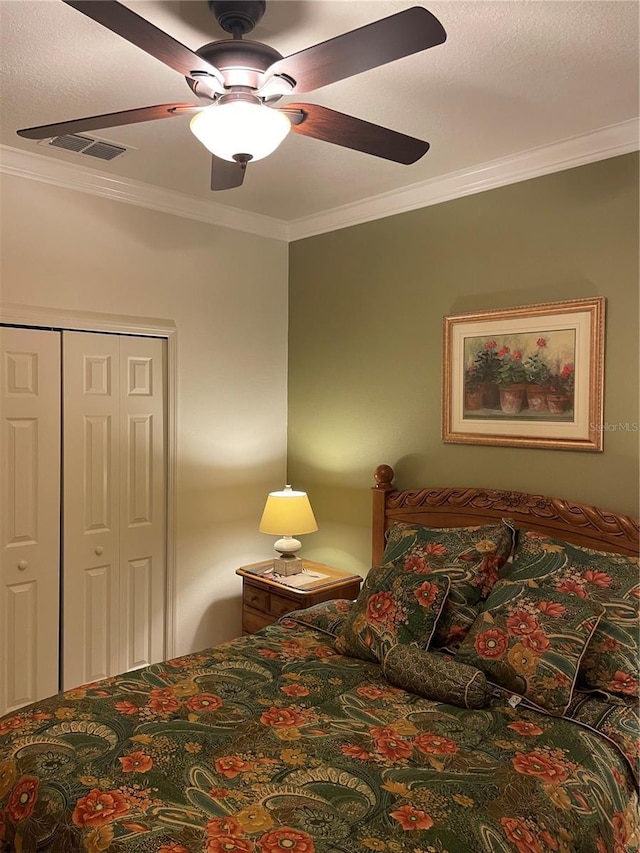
[499,384,526,415]
[526,384,549,412]
[547,394,569,414]
[482,382,501,409]
[465,388,484,410]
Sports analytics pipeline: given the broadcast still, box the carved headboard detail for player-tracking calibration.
[371,465,639,565]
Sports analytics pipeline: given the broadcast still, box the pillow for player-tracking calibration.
[565,690,640,787]
[382,644,490,709]
[381,521,515,649]
[455,581,604,715]
[335,565,450,663]
[279,599,354,637]
[504,530,639,698]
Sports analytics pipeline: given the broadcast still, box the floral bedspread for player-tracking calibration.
[0,619,637,853]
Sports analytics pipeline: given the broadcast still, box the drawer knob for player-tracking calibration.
[18,560,28,571]
[95,546,104,556]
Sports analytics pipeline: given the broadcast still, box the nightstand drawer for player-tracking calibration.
[269,592,296,618]
[243,606,274,634]
[237,560,361,636]
[245,586,269,612]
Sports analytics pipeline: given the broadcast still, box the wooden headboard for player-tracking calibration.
[372,464,640,564]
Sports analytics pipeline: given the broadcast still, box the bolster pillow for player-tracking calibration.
[382,644,490,709]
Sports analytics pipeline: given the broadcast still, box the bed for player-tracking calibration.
[1,465,638,853]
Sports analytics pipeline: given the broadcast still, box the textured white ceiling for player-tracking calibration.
[1,0,638,222]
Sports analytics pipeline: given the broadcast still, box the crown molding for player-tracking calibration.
[2,118,638,243]
[0,144,289,242]
[287,118,640,241]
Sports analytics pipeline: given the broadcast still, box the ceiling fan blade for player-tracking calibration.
[62,0,225,89]
[284,103,429,164]
[263,6,446,94]
[211,156,246,191]
[17,103,201,140]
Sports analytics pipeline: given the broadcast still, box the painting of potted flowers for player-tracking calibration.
[463,332,576,418]
[443,298,605,451]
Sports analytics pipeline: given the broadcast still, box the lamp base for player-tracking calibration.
[274,554,302,576]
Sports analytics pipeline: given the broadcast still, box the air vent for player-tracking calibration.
[43,134,128,161]
[81,140,127,161]
[48,134,90,153]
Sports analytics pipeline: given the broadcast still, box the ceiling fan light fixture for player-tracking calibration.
[190,100,291,162]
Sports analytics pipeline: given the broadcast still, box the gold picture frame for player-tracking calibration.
[442,297,605,451]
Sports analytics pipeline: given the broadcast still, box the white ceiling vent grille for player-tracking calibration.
[43,134,128,161]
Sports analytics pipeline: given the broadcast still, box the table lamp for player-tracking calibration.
[258,485,318,575]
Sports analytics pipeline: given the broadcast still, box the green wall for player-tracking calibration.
[287,153,639,575]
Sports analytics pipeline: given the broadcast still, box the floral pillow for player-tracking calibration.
[279,599,354,637]
[504,530,640,698]
[565,690,640,787]
[381,522,515,649]
[335,565,450,664]
[455,581,604,715]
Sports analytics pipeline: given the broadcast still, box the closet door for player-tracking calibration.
[0,326,60,714]
[119,335,166,675]
[63,332,166,689]
[63,332,120,689]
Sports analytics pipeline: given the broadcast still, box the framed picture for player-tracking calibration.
[442,297,605,451]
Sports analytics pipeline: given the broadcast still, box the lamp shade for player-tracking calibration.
[258,485,318,536]
[190,101,291,162]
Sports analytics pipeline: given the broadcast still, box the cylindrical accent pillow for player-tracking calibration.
[382,644,490,709]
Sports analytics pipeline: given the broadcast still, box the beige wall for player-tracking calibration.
[288,153,640,575]
[0,174,289,654]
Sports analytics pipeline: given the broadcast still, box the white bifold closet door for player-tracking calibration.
[1,326,166,711]
[63,332,166,690]
[0,327,61,714]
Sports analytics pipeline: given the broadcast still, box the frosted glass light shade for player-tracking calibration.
[258,485,318,536]
[190,101,291,162]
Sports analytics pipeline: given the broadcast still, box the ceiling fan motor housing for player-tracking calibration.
[187,39,284,101]
[208,0,266,35]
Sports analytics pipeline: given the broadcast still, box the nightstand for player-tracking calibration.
[236,559,362,635]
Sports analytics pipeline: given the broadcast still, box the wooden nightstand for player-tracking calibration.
[236,559,362,635]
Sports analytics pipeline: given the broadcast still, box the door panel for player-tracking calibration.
[0,327,60,713]
[119,336,165,673]
[6,418,38,545]
[125,556,152,670]
[63,332,120,690]
[5,581,37,708]
[83,564,113,682]
[84,415,113,531]
[63,332,166,689]
[128,415,152,525]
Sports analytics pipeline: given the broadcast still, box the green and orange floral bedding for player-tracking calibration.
[1,615,638,853]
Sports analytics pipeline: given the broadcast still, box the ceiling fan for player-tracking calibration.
[17,0,447,191]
